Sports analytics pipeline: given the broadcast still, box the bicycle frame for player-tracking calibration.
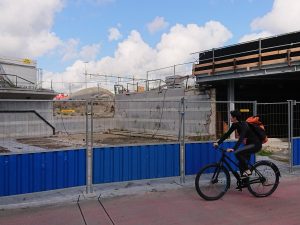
[217,149,242,181]
[216,147,262,184]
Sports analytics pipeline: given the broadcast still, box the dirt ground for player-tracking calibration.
[0,146,10,153]
[15,132,175,150]
[1,131,289,160]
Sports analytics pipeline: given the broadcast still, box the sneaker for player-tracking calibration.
[241,170,252,179]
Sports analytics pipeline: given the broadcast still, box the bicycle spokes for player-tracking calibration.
[195,164,230,201]
[247,163,279,197]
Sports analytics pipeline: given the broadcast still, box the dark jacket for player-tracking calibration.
[217,121,261,150]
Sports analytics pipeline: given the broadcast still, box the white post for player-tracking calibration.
[228,80,235,139]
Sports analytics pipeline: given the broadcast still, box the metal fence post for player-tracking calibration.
[288,100,293,173]
[90,100,94,191]
[86,100,93,194]
[253,101,257,116]
[252,101,257,162]
[180,97,186,183]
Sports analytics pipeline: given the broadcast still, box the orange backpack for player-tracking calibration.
[246,116,268,144]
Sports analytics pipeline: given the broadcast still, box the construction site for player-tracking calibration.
[2,31,300,201]
[2,32,300,151]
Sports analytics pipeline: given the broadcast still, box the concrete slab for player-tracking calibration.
[0,203,84,225]
[79,198,113,225]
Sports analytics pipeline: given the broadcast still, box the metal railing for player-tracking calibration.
[0,73,35,88]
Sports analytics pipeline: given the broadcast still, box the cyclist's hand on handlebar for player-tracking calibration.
[213,142,219,148]
[226,148,234,152]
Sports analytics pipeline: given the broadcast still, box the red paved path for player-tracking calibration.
[1,177,300,225]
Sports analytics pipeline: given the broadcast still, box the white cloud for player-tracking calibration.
[156,21,232,66]
[43,21,232,93]
[147,16,169,34]
[61,38,101,62]
[251,0,300,34]
[79,44,101,60]
[108,27,122,41]
[240,0,300,41]
[238,31,272,43]
[43,60,89,92]
[61,39,79,61]
[0,0,63,59]
[86,0,114,5]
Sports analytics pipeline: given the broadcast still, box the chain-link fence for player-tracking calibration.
[293,101,300,138]
[53,100,87,134]
[183,101,256,141]
[257,102,289,139]
[0,100,54,152]
[90,99,258,146]
[0,100,89,153]
[0,99,294,156]
[2,98,300,191]
[92,99,183,147]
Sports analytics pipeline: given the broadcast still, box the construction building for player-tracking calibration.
[0,57,57,138]
[193,31,300,137]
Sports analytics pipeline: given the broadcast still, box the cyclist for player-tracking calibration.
[213,110,262,178]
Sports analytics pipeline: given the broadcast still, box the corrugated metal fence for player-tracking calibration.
[292,138,300,166]
[93,144,180,184]
[0,149,86,197]
[0,141,247,197]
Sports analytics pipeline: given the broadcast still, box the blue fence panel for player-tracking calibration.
[0,149,86,197]
[185,142,255,175]
[93,144,180,184]
[293,138,300,166]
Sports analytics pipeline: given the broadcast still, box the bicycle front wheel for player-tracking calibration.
[195,163,230,201]
[247,161,280,197]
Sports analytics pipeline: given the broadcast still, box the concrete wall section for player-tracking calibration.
[0,101,54,138]
[114,88,216,137]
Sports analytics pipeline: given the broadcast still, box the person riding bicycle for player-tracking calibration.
[213,110,262,178]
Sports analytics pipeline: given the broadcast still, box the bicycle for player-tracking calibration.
[195,146,281,201]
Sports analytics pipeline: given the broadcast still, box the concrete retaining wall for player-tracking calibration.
[114,88,216,137]
[0,101,53,138]
[0,88,216,138]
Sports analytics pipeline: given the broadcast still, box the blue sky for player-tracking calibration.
[43,0,273,72]
[1,0,300,92]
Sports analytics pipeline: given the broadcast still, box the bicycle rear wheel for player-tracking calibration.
[247,160,280,197]
[195,163,230,201]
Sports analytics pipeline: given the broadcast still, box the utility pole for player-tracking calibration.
[84,62,88,89]
[146,71,149,91]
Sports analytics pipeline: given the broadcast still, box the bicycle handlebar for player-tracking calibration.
[214,146,233,153]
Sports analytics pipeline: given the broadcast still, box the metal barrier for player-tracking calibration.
[93,144,180,184]
[292,101,300,168]
[257,102,289,138]
[292,138,300,166]
[185,141,252,175]
[0,149,86,197]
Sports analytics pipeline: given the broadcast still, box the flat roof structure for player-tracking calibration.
[0,56,56,100]
[193,31,300,102]
[0,87,57,99]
